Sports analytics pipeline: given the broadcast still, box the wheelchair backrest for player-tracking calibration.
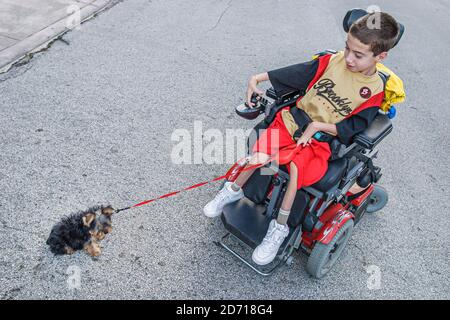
[343,8,404,49]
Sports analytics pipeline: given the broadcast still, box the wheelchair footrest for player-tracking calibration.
[215,233,286,276]
[221,197,294,253]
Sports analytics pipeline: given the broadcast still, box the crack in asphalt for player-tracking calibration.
[207,0,233,32]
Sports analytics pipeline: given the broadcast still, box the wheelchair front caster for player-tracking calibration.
[285,256,294,266]
[366,185,388,213]
[306,219,354,279]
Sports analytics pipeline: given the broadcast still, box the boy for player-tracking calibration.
[204,12,400,266]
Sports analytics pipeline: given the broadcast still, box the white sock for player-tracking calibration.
[228,182,241,193]
[277,208,290,225]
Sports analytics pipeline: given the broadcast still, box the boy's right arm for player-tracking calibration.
[246,72,269,107]
[246,52,335,108]
[246,56,325,107]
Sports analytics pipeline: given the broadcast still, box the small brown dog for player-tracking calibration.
[46,205,115,257]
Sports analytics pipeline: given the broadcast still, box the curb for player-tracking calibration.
[0,0,114,74]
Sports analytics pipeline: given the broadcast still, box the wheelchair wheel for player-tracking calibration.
[306,219,354,279]
[366,185,388,213]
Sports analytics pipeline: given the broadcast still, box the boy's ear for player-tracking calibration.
[375,51,388,63]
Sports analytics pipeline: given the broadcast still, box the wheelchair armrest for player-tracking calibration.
[266,87,278,100]
[330,114,393,159]
[262,88,302,124]
[354,113,393,149]
[265,87,303,103]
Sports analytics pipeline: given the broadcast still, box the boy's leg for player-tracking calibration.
[203,152,271,218]
[232,152,271,189]
[252,162,297,265]
[348,182,368,194]
[232,120,283,190]
[277,162,298,225]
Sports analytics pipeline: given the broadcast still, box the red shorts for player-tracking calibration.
[252,107,331,189]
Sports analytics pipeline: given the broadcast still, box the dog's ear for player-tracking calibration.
[102,206,114,217]
[82,213,96,227]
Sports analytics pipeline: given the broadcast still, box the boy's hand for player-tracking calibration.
[246,75,264,107]
[296,122,319,147]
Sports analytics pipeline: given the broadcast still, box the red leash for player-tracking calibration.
[115,143,301,213]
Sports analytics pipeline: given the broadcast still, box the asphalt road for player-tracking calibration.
[0,0,449,299]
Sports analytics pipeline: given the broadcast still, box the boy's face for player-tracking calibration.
[344,33,387,75]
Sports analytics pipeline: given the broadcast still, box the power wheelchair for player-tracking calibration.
[214,8,404,278]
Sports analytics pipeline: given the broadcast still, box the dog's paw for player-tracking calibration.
[84,241,102,257]
[64,246,75,255]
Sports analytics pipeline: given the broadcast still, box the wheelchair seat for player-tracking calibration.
[310,157,348,192]
[277,157,348,192]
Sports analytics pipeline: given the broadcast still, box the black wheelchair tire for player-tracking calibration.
[306,219,354,279]
[366,185,388,213]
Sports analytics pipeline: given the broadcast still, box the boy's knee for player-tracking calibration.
[249,152,270,165]
[289,162,298,176]
[286,162,299,187]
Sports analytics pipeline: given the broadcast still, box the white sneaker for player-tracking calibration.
[252,219,289,265]
[203,182,244,218]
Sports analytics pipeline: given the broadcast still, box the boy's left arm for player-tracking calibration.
[335,107,380,145]
[297,107,379,146]
[296,122,337,146]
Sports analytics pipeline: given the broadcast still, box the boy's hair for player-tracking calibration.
[349,12,400,56]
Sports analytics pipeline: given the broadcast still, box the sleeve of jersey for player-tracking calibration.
[267,58,320,97]
[335,91,384,145]
[335,106,380,145]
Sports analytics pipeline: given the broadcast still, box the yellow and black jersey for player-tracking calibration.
[268,51,385,144]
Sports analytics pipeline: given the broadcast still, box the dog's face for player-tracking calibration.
[100,206,114,235]
[81,211,102,241]
[88,206,114,241]
[90,229,105,241]
[82,210,104,257]
[101,206,114,217]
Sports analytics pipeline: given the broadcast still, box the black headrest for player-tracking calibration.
[343,8,404,49]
